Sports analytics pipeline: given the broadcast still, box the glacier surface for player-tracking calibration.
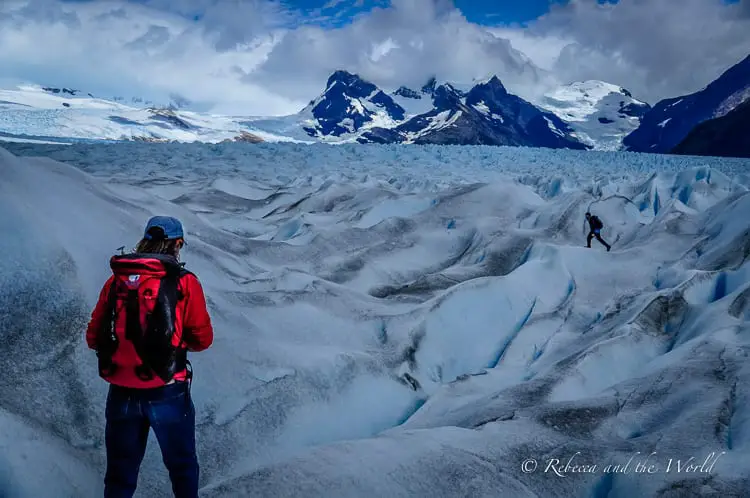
[1,142,749,497]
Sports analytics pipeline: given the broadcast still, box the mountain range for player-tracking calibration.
[0,54,747,157]
[246,71,649,151]
[298,71,589,149]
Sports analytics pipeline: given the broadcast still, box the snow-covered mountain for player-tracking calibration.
[538,81,651,150]
[0,75,652,151]
[288,71,589,149]
[0,85,294,144]
[299,70,407,139]
[384,77,587,149]
[623,54,750,154]
[2,142,750,497]
[4,54,748,156]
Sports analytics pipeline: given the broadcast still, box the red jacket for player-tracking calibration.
[86,270,213,388]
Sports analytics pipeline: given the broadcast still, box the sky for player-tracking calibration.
[0,0,748,116]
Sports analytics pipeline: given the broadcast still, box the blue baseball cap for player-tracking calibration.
[144,216,184,240]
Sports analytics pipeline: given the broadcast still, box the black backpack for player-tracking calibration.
[590,216,603,230]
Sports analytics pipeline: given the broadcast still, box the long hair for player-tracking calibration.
[134,238,182,257]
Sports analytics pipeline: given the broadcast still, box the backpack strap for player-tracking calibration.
[96,278,120,377]
[127,285,154,382]
[177,265,193,301]
[140,260,188,383]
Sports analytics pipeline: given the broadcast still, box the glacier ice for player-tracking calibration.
[0,142,749,497]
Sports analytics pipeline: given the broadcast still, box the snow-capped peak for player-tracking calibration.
[536,80,651,151]
[325,70,368,91]
[299,70,406,139]
[468,75,507,89]
[540,80,646,122]
[466,76,507,96]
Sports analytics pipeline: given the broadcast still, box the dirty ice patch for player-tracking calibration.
[548,324,673,403]
[0,408,102,498]
[342,226,478,295]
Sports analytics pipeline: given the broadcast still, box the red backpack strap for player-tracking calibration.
[96,277,120,378]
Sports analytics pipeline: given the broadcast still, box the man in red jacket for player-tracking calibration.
[86,216,213,498]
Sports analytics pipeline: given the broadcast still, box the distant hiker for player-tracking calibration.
[86,216,213,498]
[585,212,611,251]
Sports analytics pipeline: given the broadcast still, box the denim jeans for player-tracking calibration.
[104,381,199,498]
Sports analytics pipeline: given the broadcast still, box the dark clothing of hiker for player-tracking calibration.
[587,230,611,251]
[86,216,213,498]
[585,212,611,251]
[104,382,198,498]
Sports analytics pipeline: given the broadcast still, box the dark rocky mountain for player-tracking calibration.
[671,98,750,158]
[302,70,406,138]
[623,55,750,153]
[393,86,422,100]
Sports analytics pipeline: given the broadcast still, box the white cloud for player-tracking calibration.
[0,0,298,115]
[369,37,399,62]
[323,0,347,10]
[244,0,547,102]
[487,27,569,72]
[0,0,747,115]
[138,0,295,50]
[520,0,750,103]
